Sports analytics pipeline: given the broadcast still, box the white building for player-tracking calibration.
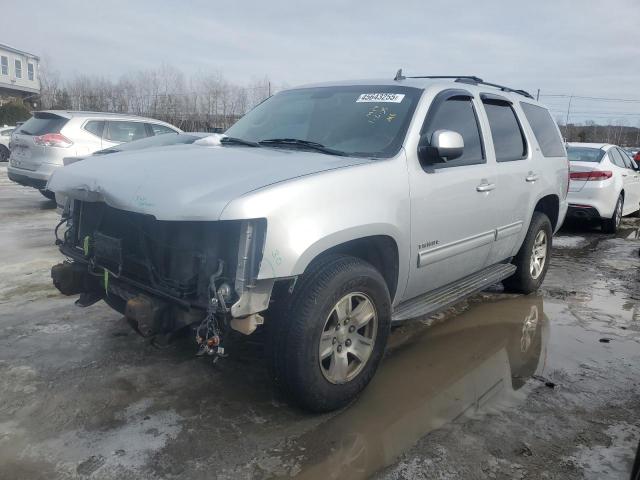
[0,43,40,106]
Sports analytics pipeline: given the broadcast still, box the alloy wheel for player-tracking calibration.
[319,292,378,384]
[529,230,547,280]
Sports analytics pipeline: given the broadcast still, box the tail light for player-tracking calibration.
[34,133,73,148]
[569,170,613,181]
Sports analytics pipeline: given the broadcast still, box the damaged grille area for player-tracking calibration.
[69,201,243,305]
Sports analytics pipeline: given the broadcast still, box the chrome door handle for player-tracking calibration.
[525,173,539,183]
[476,183,496,192]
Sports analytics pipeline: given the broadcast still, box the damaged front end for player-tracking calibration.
[52,200,272,355]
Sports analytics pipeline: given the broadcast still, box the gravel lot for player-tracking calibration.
[1,164,639,480]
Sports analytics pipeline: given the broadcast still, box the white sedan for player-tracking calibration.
[0,125,15,162]
[566,142,640,233]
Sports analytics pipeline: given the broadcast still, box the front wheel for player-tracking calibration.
[504,212,553,294]
[268,254,391,412]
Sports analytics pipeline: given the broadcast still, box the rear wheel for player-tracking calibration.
[602,194,623,233]
[268,254,391,412]
[39,189,55,201]
[504,212,552,294]
[0,145,9,162]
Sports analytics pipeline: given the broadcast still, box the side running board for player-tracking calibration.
[392,263,517,322]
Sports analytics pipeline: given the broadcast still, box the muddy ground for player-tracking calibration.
[0,164,639,480]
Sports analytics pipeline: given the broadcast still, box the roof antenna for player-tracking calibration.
[394,68,405,81]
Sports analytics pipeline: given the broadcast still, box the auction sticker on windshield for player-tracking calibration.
[356,93,405,103]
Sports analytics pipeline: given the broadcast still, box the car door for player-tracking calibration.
[404,89,497,300]
[615,147,640,213]
[478,94,534,265]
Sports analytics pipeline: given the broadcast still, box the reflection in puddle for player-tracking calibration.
[264,296,548,479]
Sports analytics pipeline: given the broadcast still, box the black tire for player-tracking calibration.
[601,194,623,233]
[0,145,9,162]
[503,212,553,294]
[39,189,55,201]
[267,254,391,412]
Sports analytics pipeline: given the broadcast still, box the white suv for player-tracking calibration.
[7,111,180,199]
[49,73,568,411]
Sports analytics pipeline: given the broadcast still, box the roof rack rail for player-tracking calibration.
[392,69,534,99]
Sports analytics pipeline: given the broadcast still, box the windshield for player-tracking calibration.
[567,146,605,163]
[225,85,422,158]
[95,132,208,155]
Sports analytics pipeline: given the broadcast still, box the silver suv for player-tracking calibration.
[48,73,569,412]
[7,110,180,199]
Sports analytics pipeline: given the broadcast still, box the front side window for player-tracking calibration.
[105,121,147,143]
[420,96,485,168]
[225,85,421,158]
[28,63,34,81]
[0,56,7,75]
[520,102,565,157]
[15,60,22,78]
[483,100,527,162]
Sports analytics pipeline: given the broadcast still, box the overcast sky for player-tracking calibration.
[5,0,640,123]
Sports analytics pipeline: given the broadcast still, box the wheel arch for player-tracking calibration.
[293,231,401,302]
[533,194,560,231]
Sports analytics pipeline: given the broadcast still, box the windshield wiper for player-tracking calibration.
[259,138,348,156]
[220,136,260,147]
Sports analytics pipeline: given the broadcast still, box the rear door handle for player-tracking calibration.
[476,183,496,192]
[525,173,539,183]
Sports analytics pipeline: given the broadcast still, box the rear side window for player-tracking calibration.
[149,124,176,136]
[520,103,565,157]
[617,148,633,168]
[105,121,148,143]
[421,97,484,168]
[608,148,627,168]
[17,113,69,136]
[482,100,527,162]
[84,120,104,138]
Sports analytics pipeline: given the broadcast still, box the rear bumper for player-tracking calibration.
[567,204,602,221]
[7,163,61,190]
[566,184,617,219]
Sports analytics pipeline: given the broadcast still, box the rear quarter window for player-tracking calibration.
[520,103,566,157]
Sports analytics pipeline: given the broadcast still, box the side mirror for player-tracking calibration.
[418,129,464,164]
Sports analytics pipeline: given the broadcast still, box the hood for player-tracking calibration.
[47,144,372,220]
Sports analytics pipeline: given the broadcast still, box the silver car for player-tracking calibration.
[7,110,180,199]
[49,74,568,412]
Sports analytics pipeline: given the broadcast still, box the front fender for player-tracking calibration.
[219,153,411,289]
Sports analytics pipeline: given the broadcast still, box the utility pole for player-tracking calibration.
[565,95,573,141]
[268,81,271,97]
[536,89,540,101]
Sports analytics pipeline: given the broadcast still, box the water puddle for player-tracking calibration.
[256,296,550,479]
